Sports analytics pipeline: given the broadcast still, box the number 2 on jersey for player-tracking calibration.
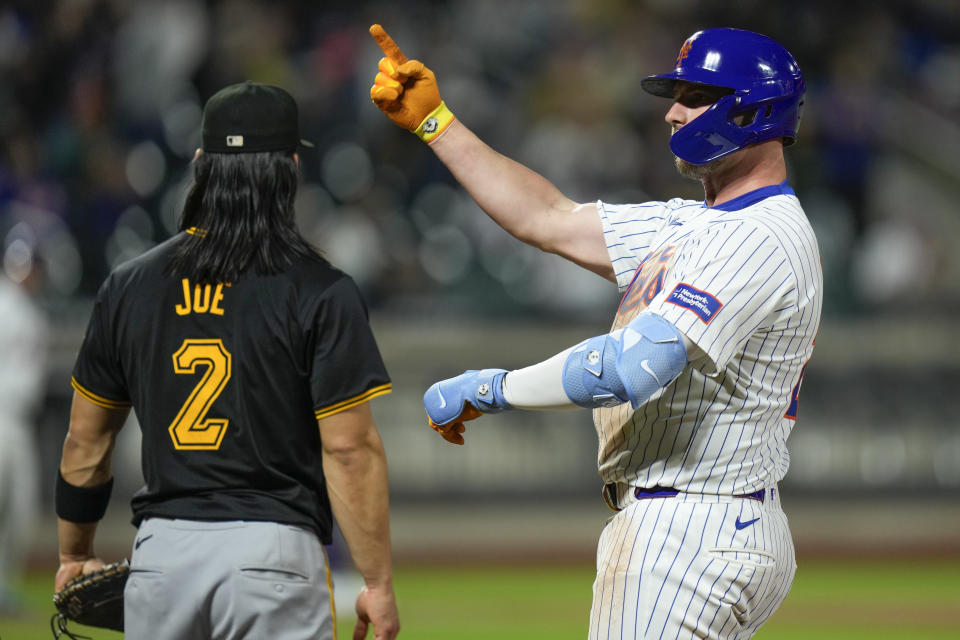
[168,339,232,450]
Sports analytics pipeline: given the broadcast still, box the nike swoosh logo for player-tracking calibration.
[436,387,447,409]
[134,534,154,549]
[640,359,662,385]
[735,517,760,530]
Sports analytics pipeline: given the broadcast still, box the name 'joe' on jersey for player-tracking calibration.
[70,234,391,543]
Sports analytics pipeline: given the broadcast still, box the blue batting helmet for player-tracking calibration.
[641,28,805,165]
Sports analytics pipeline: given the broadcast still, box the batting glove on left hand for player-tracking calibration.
[424,369,511,444]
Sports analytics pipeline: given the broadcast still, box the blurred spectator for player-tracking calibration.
[0,0,953,556]
[0,233,49,613]
[0,1,958,319]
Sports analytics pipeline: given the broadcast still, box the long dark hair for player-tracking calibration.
[168,151,320,282]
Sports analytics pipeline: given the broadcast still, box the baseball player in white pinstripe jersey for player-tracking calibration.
[371,24,821,639]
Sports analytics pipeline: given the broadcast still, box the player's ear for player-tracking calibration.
[293,152,299,166]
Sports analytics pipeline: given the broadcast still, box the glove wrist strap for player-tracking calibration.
[415,101,455,143]
[472,370,512,413]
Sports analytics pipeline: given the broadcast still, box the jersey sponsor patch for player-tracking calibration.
[666,283,722,324]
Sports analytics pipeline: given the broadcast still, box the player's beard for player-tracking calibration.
[674,154,734,181]
[671,122,739,180]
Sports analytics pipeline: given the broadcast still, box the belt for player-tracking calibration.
[603,484,771,512]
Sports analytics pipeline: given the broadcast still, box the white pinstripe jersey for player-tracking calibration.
[595,182,822,495]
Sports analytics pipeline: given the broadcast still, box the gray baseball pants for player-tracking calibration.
[124,518,335,640]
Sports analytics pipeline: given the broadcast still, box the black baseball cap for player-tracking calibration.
[201,81,313,153]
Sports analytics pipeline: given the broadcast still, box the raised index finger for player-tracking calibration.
[369,24,408,64]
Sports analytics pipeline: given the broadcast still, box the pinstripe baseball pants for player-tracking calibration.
[589,489,795,639]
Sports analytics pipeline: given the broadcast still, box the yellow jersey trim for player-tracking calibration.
[324,547,337,640]
[314,383,392,420]
[71,378,132,410]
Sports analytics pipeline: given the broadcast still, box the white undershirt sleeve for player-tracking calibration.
[501,346,579,410]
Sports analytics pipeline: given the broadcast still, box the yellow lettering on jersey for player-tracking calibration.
[175,279,231,316]
[193,283,211,313]
[175,279,192,315]
[210,283,228,315]
[169,339,232,450]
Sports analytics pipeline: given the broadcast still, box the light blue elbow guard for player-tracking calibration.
[561,314,688,410]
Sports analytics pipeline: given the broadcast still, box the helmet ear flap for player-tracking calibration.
[672,88,804,164]
[669,94,749,164]
[643,28,805,162]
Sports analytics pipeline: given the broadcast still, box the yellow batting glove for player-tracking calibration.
[369,24,455,143]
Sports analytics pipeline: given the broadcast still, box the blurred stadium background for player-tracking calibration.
[1,0,959,637]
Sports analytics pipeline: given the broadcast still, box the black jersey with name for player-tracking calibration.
[71,233,391,543]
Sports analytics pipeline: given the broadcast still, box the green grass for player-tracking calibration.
[3,558,958,639]
[355,565,593,640]
[752,559,960,640]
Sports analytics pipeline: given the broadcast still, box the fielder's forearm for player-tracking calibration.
[322,425,394,589]
[56,394,127,562]
[60,392,128,484]
[60,429,117,487]
[58,519,99,563]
